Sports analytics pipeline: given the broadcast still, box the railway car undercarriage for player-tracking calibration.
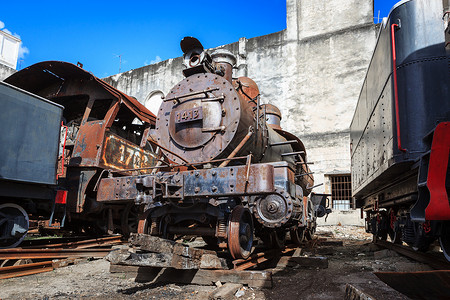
[363,122,450,260]
[98,161,319,259]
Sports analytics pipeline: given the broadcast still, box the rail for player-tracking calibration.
[374,239,450,270]
[0,261,54,280]
[0,235,124,279]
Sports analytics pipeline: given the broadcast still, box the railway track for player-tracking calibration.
[374,239,450,270]
[232,246,297,271]
[373,239,450,299]
[0,235,124,279]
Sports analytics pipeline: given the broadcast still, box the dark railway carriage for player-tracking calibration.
[0,81,63,248]
[350,0,450,259]
[1,62,159,247]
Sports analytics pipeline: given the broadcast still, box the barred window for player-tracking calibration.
[330,174,352,210]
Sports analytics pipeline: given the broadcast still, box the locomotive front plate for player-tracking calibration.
[174,107,203,124]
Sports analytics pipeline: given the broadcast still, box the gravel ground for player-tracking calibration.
[0,226,431,299]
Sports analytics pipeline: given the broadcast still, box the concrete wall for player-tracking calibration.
[0,63,16,81]
[317,209,365,226]
[103,0,377,196]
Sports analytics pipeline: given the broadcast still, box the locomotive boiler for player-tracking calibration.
[97,37,320,259]
[350,0,450,260]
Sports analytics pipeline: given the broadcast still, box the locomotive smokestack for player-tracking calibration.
[211,49,236,83]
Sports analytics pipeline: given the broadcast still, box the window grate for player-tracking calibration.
[330,174,352,210]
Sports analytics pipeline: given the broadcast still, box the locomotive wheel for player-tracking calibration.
[161,219,175,240]
[0,203,29,249]
[371,217,387,241]
[121,203,139,237]
[439,222,450,261]
[409,222,434,252]
[228,206,254,259]
[290,227,305,245]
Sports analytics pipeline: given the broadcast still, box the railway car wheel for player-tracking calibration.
[121,203,139,237]
[0,203,29,248]
[228,206,253,259]
[290,227,305,245]
[439,222,450,261]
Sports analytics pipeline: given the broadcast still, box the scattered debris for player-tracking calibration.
[209,282,243,300]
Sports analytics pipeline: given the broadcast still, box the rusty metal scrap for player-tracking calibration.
[0,248,111,260]
[0,261,54,280]
[4,61,156,124]
[24,235,123,249]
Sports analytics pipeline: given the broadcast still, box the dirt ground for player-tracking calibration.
[0,226,432,300]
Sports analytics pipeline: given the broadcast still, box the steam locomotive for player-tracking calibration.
[0,61,159,248]
[97,37,323,259]
[350,0,450,260]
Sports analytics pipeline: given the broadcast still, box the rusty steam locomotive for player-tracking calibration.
[97,37,321,259]
[1,61,159,248]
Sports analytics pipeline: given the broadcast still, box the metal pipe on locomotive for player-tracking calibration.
[97,37,324,259]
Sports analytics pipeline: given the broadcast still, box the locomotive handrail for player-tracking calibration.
[391,22,407,153]
[296,172,314,178]
[281,151,305,157]
[270,140,298,146]
[163,87,220,102]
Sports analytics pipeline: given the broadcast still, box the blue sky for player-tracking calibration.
[1,0,398,78]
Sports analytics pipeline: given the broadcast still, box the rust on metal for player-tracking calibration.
[233,247,296,271]
[4,61,161,218]
[100,132,157,173]
[174,106,203,123]
[228,206,253,260]
[219,128,253,168]
[4,61,156,124]
[0,261,54,279]
[0,248,111,260]
[25,235,123,249]
[156,72,258,164]
[233,77,260,108]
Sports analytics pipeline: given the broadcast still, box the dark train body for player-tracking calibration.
[0,62,159,248]
[97,37,324,259]
[351,0,450,259]
[0,81,63,247]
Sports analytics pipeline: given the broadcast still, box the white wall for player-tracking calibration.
[0,30,20,69]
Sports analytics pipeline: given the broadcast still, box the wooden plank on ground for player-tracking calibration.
[276,256,328,269]
[109,264,272,288]
[209,283,243,300]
